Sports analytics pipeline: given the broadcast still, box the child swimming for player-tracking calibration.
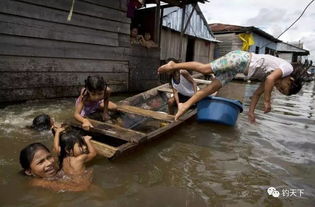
[20,142,93,191]
[167,59,198,115]
[158,50,312,122]
[74,75,117,130]
[20,142,57,178]
[53,126,97,176]
[31,114,55,131]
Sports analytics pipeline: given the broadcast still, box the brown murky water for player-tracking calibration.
[0,81,314,207]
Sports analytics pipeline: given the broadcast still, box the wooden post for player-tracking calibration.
[179,5,186,61]
[154,0,161,45]
[159,6,164,47]
[183,3,196,34]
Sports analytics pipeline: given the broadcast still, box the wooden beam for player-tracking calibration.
[116,105,175,122]
[90,140,118,158]
[70,119,146,143]
[157,87,173,93]
[193,78,212,84]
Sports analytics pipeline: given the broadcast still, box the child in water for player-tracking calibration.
[31,114,55,131]
[167,59,198,115]
[74,75,117,130]
[20,142,93,191]
[158,50,311,122]
[53,126,97,176]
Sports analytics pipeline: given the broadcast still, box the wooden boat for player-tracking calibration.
[69,76,213,159]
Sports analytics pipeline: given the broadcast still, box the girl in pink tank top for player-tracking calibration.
[74,76,117,130]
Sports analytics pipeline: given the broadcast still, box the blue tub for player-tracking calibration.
[197,96,243,126]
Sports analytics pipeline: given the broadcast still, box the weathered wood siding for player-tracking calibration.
[213,33,242,56]
[128,46,160,91]
[160,29,215,63]
[160,29,188,61]
[278,53,293,63]
[0,0,132,103]
[194,39,215,63]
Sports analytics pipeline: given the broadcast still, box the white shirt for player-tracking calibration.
[247,53,293,81]
[171,74,196,97]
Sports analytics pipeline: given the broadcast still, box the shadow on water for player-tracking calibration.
[0,82,315,206]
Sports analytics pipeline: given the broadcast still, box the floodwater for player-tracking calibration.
[0,81,314,207]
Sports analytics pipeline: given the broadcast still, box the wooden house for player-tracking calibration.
[277,42,309,63]
[0,0,211,103]
[209,23,280,57]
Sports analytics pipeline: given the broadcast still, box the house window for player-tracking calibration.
[255,46,260,54]
[265,47,276,56]
[292,54,298,63]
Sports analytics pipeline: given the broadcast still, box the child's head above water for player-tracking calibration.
[84,75,107,101]
[58,129,88,166]
[32,114,53,131]
[19,143,57,177]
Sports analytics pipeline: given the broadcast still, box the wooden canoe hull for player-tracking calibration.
[69,76,212,159]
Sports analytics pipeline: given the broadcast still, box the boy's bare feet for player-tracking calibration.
[158,61,175,74]
[175,103,189,120]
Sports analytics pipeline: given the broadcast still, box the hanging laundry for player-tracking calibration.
[238,33,255,51]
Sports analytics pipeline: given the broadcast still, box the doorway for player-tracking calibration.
[186,37,195,61]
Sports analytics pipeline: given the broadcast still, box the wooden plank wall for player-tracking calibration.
[0,0,131,103]
[193,39,215,63]
[213,33,242,57]
[160,29,188,61]
[128,46,160,91]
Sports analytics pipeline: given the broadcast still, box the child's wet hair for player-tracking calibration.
[288,60,313,95]
[84,76,107,93]
[58,129,88,168]
[31,114,52,131]
[19,143,50,171]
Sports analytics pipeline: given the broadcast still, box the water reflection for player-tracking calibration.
[0,82,314,206]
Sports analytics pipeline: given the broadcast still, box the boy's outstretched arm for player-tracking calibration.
[263,69,283,113]
[248,82,265,123]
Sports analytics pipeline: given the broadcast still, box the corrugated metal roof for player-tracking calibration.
[209,23,280,43]
[277,42,309,55]
[162,4,217,42]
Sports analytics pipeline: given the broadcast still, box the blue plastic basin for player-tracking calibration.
[197,96,243,126]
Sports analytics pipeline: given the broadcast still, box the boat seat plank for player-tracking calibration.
[116,104,175,122]
[193,78,212,84]
[70,119,146,143]
[157,87,173,93]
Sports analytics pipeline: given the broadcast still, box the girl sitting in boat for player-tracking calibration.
[53,126,97,177]
[74,75,117,130]
[158,50,312,122]
[167,59,198,115]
